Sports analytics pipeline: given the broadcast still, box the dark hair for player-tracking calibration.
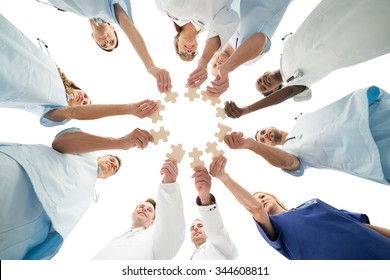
[173,22,198,62]
[105,154,122,175]
[145,198,157,219]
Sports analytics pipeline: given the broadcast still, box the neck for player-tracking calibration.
[274,70,283,84]
[280,131,288,145]
[182,22,197,36]
[194,240,205,249]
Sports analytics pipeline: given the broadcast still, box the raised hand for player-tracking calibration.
[160,158,179,183]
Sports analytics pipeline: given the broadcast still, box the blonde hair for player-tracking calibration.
[253,191,289,211]
[56,65,84,106]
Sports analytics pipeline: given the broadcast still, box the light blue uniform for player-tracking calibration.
[48,0,133,24]
[230,0,293,65]
[281,86,390,185]
[0,128,98,260]
[0,15,69,127]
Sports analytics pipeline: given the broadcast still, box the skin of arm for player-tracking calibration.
[114,4,171,92]
[208,33,268,96]
[187,36,221,87]
[44,99,159,122]
[224,85,307,118]
[209,155,276,240]
[51,128,153,154]
[366,224,390,239]
[192,166,213,205]
[224,132,300,171]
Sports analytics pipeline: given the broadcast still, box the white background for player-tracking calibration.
[1,0,390,278]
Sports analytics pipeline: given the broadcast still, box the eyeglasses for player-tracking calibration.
[180,51,198,58]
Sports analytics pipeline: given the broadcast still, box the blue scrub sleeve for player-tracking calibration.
[339,209,370,224]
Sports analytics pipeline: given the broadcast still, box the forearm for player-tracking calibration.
[45,104,132,122]
[52,131,124,154]
[115,5,155,70]
[222,33,266,74]
[154,182,186,259]
[246,141,299,170]
[201,36,221,64]
[247,86,306,113]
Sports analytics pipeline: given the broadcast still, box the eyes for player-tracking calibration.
[258,130,265,143]
[100,39,116,49]
[190,223,203,231]
[82,92,91,105]
[139,205,154,213]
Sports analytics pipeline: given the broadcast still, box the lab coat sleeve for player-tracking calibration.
[197,196,238,260]
[153,182,185,260]
[207,7,239,51]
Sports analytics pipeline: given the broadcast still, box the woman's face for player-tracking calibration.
[68,89,91,106]
[253,192,283,215]
[177,33,198,60]
[255,71,281,94]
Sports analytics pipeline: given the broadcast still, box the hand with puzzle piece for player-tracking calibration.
[148,100,165,123]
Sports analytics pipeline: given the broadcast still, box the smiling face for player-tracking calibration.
[190,219,207,248]
[97,155,120,179]
[255,70,282,94]
[252,192,286,215]
[131,201,155,228]
[91,23,117,51]
[255,127,282,146]
[68,89,91,106]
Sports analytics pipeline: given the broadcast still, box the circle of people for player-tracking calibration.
[1,0,390,260]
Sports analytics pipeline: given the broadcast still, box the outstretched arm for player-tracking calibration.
[187,36,221,88]
[52,128,153,154]
[207,33,268,97]
[224,85,307,118]
[154,159,186,259]
[209,155,276,240]
[44,99,159,122]
[224,132,300,171]
[114,4,171,93]
[192,166,238,259]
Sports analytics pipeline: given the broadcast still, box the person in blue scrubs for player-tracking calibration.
[208,0,293,96]
[47,0,171,93]
[0,126,154,260]
[209,155,390,260]
[224,86,390,185]
[0,14,159,127]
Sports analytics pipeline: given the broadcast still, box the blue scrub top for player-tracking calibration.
[255,198,390,260]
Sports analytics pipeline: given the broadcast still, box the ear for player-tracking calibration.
[91,32,95,40]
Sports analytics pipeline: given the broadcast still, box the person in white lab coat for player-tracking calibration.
[92,158,186,260]
[0,14,159,127]
[209,0,293,96]
[189,166,238,260]
[153,0,239,89]
[47,0,171,93]
[0,126,154,260]
[224,86,390,185]
[224,0,390,118]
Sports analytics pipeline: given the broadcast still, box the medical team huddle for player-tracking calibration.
[1,0,390,260]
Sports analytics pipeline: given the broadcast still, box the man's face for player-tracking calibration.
[255,127,282,146]
[131,202,155,228]
[91,24,117,51]
[97,155,120,178]
[190,220,207,246]
[255,71,280,94]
